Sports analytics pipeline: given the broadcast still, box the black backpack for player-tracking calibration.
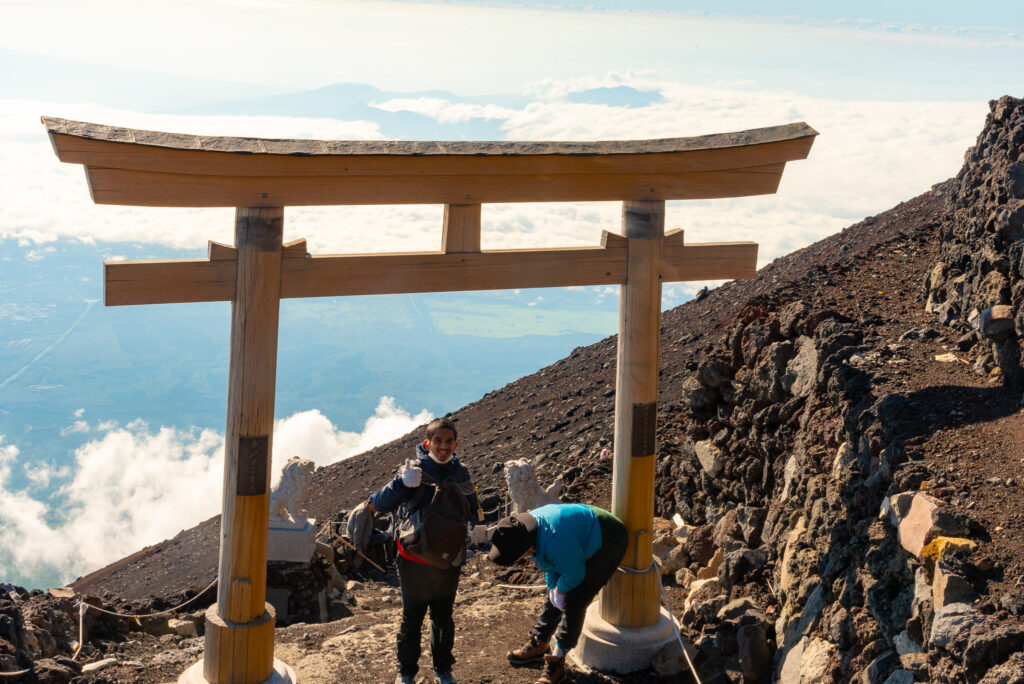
[397,473,472,569]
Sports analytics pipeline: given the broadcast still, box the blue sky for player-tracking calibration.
[0,0,1020,587]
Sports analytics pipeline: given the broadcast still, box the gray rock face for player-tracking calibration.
[681,375,717,409]
[736,623,771,680]
[929,603,982,649]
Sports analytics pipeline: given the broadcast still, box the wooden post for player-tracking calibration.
[204,207,283,684]
[442,203,482,253]
[600,200,664,629]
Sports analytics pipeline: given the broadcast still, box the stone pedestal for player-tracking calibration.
[572,602,677,674]
[178,658,295,684]
[267,518,316,562]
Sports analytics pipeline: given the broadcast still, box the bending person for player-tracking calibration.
[487,503,627,684]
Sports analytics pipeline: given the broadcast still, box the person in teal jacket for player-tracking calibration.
[487,503,627,684]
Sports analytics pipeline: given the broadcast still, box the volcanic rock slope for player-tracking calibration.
[59,96,1024,683]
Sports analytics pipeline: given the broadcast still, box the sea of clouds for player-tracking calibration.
[0,72,989,586]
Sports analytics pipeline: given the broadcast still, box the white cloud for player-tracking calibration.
[23,461,71,489]
[25,246,55,261]
[1,79,984,267]
[59,420,90,436]
[370,98,516,123]
[0,396,431,584]
[270,397,433,479]
[73,408,84,418]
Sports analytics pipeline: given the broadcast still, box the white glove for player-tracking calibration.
[469,525,489,546]
[548,588,566,611]
[400,459,422,488]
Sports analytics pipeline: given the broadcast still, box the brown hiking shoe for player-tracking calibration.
[507,635,550,666]
[535,655,565,684]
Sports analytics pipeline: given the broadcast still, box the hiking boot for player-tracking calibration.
[535,655,566,684]
[434,672,456,684]
[507,635,550,666]
[394,675,417,684]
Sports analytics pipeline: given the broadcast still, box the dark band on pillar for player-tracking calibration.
[630,402,657,457]
[237,435,269,495]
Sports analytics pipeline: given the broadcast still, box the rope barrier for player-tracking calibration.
[657,578,702,684]
[495,584,546,590]
[69,576,218,660]
[76,577,218,619]
[0,670,30,678]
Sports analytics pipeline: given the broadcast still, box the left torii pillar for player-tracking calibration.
[181,207,294,684]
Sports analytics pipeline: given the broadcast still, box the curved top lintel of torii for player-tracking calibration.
[41,116,817,208]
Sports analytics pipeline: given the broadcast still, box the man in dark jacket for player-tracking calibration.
[487,503,627,684]
[367,417,482,684]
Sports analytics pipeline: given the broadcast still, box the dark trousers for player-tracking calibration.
[397,555,461,676]
[530,511,628,652]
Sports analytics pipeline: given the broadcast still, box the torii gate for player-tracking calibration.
[44,116,815,683]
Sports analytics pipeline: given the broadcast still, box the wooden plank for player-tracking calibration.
[208,241,237,261]
[442,203,481,253]
[102,241,759,306]
[44,118,817,176]
[662,241,758,281]
[600,230,627,248]
[83,164,786,207]
[282,238,308,259]
[104,258,236,305]
[601,200,663,629]
[227,578,251,623]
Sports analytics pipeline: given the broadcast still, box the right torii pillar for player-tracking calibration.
[576,199,678,671]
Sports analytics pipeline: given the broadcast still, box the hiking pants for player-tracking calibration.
[396,555,461,676]
[530,508,629,652]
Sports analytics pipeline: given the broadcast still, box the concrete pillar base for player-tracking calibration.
[178,658,296,684]
[572,602,677,675]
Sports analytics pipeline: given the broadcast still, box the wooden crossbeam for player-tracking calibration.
[83,164,788,207]
[43,117,817,208]
[103,237,757,306]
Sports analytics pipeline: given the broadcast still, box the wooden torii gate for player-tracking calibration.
[44,116,815,683]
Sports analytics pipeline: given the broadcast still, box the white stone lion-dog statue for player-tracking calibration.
[504,458,562,514]
[269,456,316,524]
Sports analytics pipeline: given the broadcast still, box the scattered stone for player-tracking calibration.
[932,563,979,609]
[980,305,1015,341]
[81,658,118,674]
[929,602,982,649]
[649,634,697,677]
[799,637,836,682]
[674,567,696,590]
[681,376,717,409]
[963,624,1024,673]
[861,649,899,684]
[919,536,977,579]
[716,597,760,622]
[934,352,961,363]
[167,617,198,638]
[899,652,929,680]
[694,440,724,477]
[882,669,914,684]
[31,658,79,684]
[696,547,725,580]
[737,623,771,680]
[897,493,968,557]
[893,630,921,656]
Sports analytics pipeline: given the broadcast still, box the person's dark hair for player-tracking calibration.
[426,417,457,440]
